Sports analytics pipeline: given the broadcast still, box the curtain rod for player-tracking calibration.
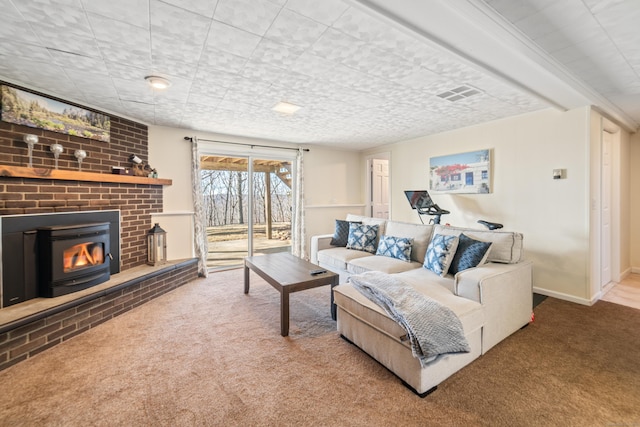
[184,136,310,152]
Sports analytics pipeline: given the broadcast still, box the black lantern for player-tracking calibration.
[147,223,167,266]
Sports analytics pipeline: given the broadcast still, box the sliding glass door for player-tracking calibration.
[200,156,249,269]
[200,154,293,270]
[250,159,292,257]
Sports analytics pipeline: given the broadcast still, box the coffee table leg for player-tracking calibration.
[281,290,289,337]
[244,265,250,294]
[331,277,339,321]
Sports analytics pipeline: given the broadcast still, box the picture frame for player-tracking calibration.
[1,85,110,142]
[429,149,491,194]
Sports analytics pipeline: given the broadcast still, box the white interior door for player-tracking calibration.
[601,130,613,288]
[371,159,389,219]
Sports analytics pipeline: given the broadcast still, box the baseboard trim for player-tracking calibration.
[532,287,593,306]
[620,267,632,279]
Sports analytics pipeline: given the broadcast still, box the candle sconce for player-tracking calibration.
[23,134,39,168]
[50,143,64,169]
[74,149,87,171]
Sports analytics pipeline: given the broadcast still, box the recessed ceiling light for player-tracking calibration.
[145,75,171,90]
[272,101,301,115]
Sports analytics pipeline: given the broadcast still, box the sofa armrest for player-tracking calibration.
[310,234,335,264]
[454,263,524,301]
[454,260,533,353]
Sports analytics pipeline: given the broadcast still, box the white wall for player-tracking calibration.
[148,110,635,303]
[364,107,594,302]
[148,125,364,261]
[148,126,195,261]
[631,132,640,270]
[303,146,365,250]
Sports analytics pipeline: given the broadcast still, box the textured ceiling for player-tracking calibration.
[0,0,637,150]
[484,0,640,126]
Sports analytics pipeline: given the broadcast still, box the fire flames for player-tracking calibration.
[63,242,105,272]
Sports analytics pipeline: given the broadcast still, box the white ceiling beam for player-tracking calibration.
[349,0,637,131]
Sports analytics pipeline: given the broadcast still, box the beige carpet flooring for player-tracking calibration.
[1,269,639,426]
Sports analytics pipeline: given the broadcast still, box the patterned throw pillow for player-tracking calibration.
[375,235,413,262]
[423,234,459,276]
[449,234,492,275]
[330,219,361,247]
[346,223,379,253]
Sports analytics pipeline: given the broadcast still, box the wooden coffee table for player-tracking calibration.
[244,253,339,336]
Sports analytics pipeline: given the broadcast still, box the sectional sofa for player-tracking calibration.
[310,214,533,396]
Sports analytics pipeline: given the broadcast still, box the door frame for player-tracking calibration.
[365,152,391,219]
[601,129,613,289]
[591,117,622,300]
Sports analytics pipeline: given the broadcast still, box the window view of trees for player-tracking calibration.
[200,156,293,268]
[201,169,292,227]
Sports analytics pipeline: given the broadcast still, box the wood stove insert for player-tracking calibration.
[1,210,121,308]
[38,223,111,297]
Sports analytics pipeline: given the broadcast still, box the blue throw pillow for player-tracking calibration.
[376,235,413,262]
[449,234,492,274]
[330,219,361,247]
[346,223,379,253]
[423,234,459,276]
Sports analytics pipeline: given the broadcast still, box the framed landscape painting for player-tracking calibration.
[429,149,491,194]
[1,85,110,142]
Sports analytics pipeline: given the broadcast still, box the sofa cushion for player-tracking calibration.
[330,219,361,247]
[347,255,423,275]
[317,247,373,271]
[395,267,456,294]
[333,278,483,344]
[423,234,459,276]
[384,221,433,263]
[434,225,523,264]
[449,234,492,275]
[346,214,387,237]
[346,223,379,253]
[375,235,413,262]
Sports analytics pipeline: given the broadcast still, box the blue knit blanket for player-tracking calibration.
[349,271,470,367]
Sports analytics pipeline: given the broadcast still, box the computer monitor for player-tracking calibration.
[404,190,434,210]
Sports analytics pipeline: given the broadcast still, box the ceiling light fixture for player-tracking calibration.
[272,101,301,115]
[145,75,171,90]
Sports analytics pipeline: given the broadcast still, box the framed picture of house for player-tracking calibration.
[0,85,110,142]
[429,149,491,194]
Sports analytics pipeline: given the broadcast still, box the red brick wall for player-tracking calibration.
[0,178,163,269]
[0,116,148,172]
[0,82,162,271]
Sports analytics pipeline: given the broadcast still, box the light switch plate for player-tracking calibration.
[553,169,566,179]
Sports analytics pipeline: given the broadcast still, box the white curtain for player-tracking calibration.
[190,137,208,277]
[291,148,306,259]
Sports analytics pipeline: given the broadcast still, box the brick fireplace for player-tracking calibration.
[0,82,198,371]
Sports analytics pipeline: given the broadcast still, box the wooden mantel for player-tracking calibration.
[0,165,172,186]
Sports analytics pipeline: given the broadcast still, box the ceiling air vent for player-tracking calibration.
[436,85,481,102]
